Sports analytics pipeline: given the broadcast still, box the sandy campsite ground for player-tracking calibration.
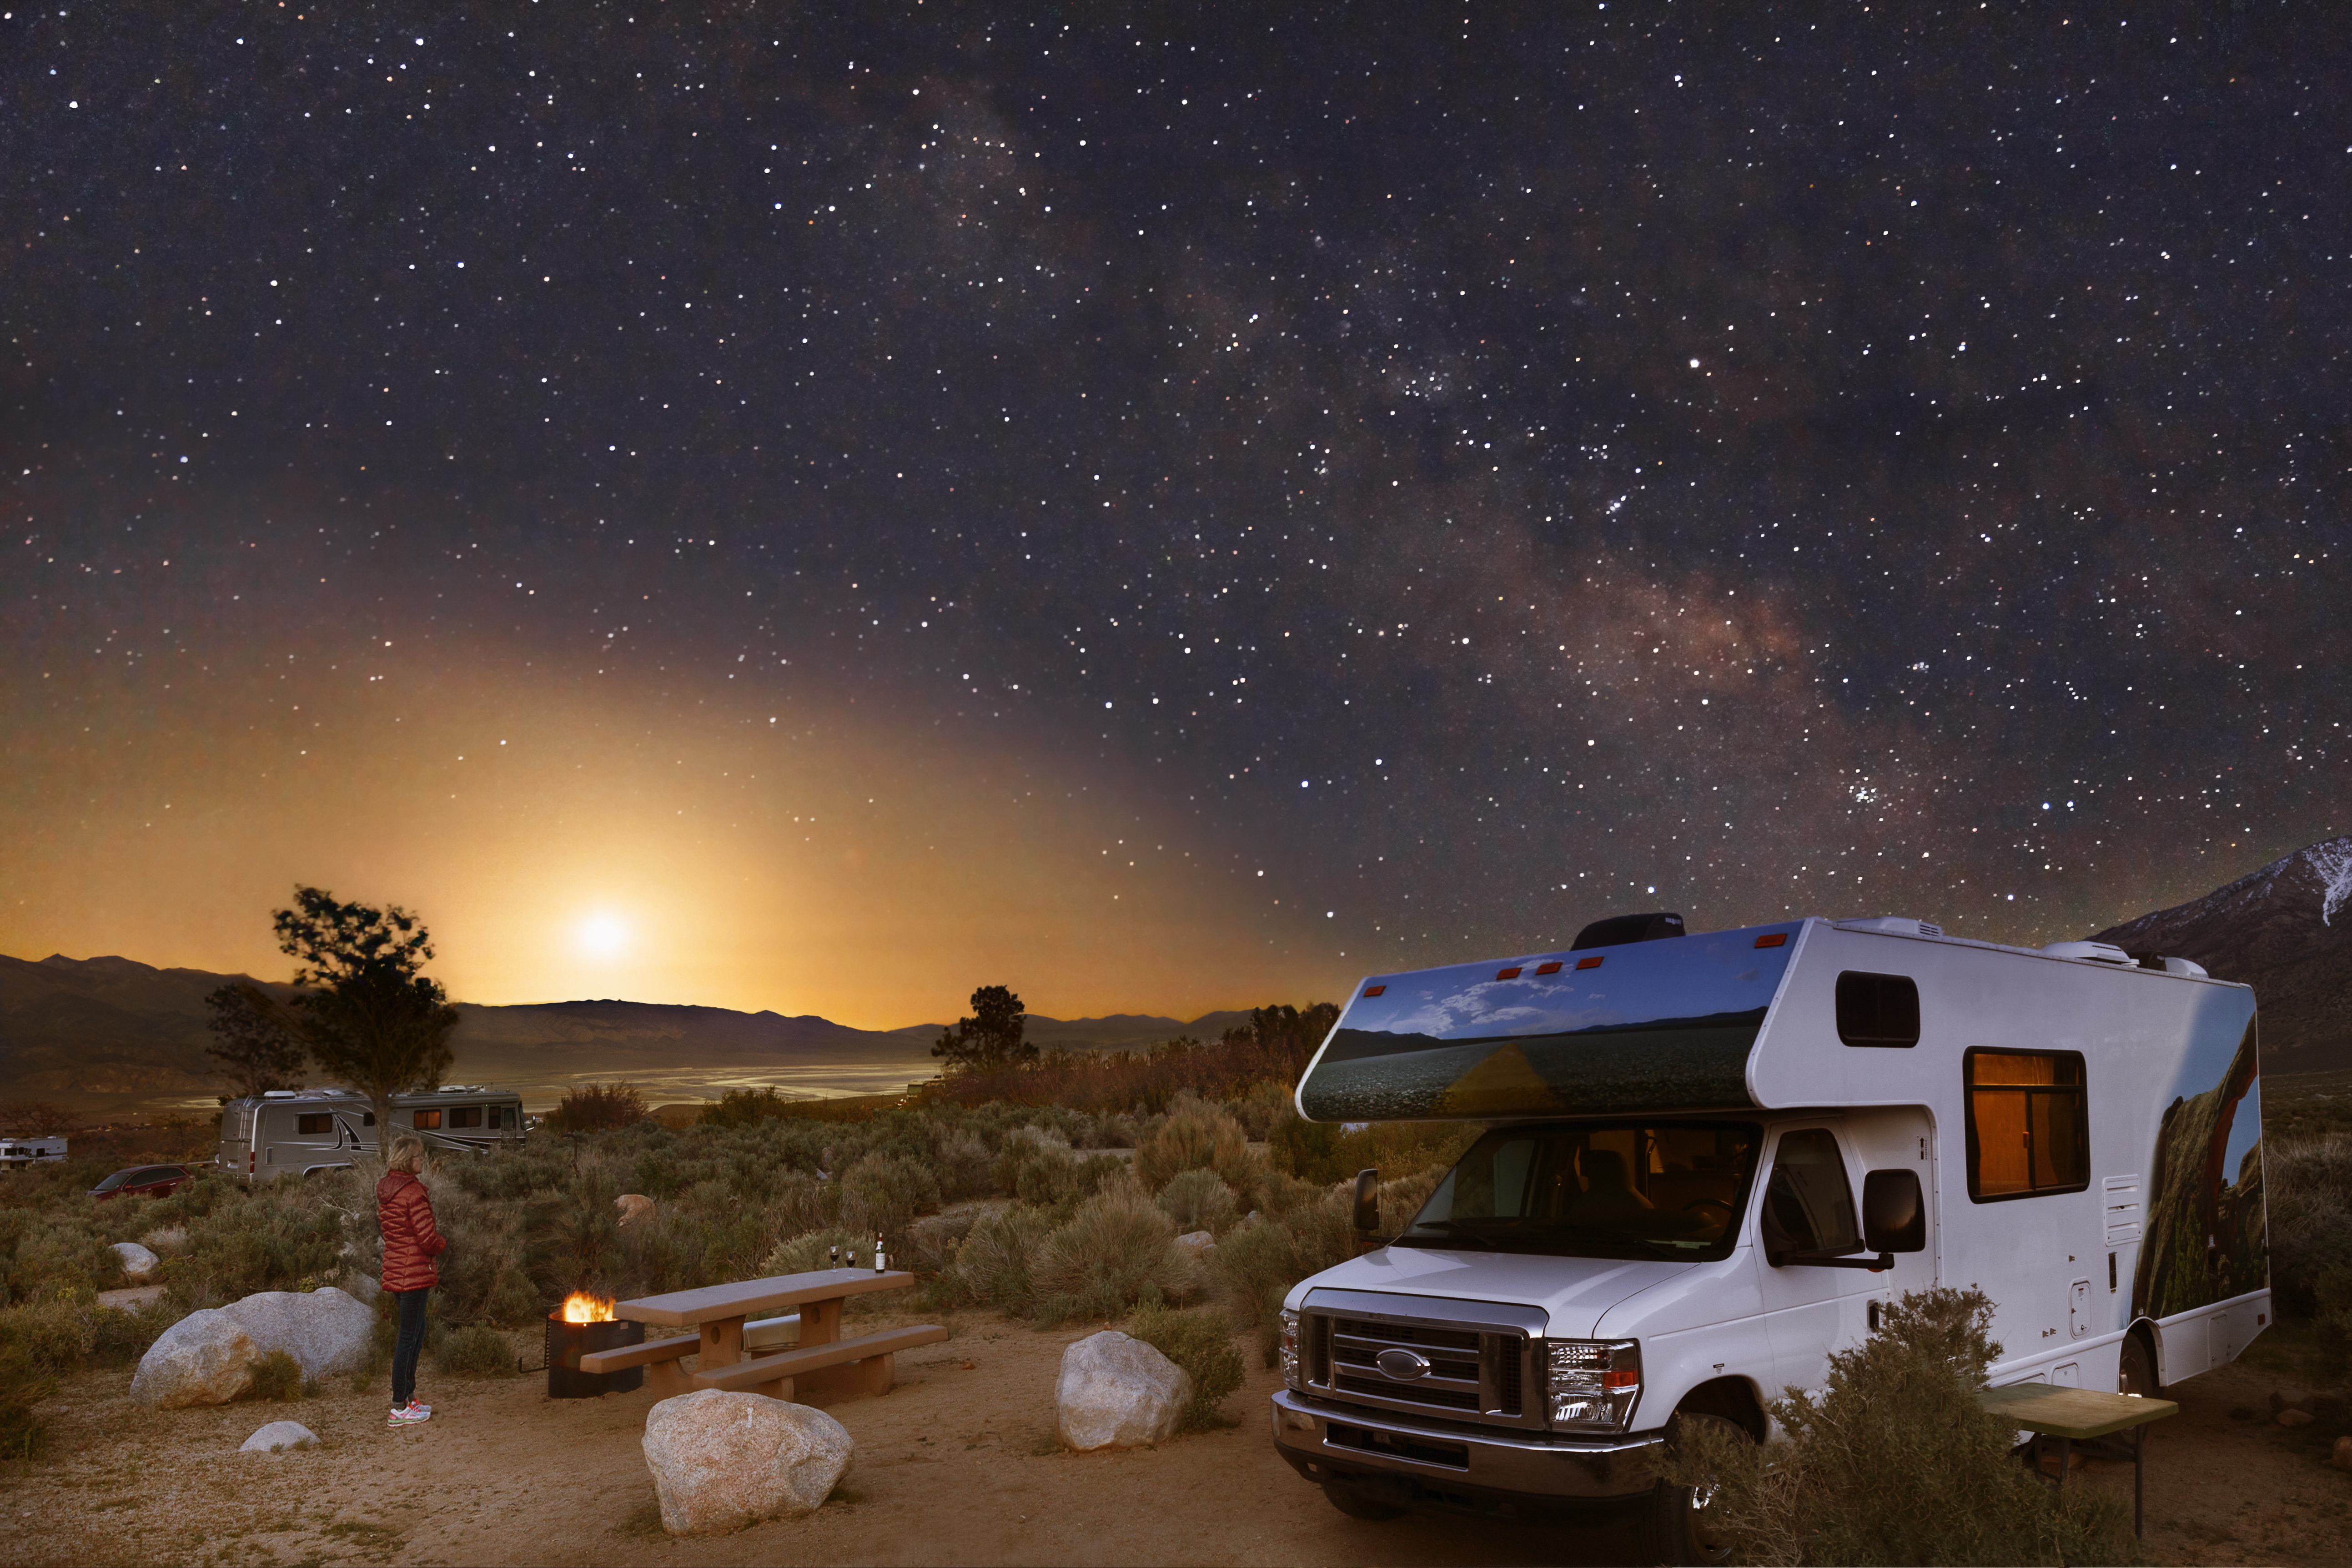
[9,1307,2350,1568]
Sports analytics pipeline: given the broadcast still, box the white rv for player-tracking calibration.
[1272,912,2264,1559]
[0,1136,69,1169]
[220,1085,528,1181]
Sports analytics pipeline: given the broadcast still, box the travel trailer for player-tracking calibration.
[0,1136,69,1169]
[220,1085,528,1181]
[1271,912,2264,1560]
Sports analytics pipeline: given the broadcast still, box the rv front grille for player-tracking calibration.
[1305,1308,1535,1430]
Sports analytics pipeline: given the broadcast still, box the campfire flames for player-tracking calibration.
[559,1291,618,1324]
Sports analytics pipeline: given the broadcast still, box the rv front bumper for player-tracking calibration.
[1270,1389,1663,1505]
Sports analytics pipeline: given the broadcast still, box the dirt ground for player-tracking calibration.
[8,1310,2349,1567]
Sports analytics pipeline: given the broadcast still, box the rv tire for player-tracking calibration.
[1630,1412,1744,1567]
[1321,1479,1407,1522]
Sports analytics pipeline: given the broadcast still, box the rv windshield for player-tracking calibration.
[1393,1121,1760,1261]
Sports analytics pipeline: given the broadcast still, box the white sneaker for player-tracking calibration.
[405,1399,432,1417]
[388,1405,426,1427]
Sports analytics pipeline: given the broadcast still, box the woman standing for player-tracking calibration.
[377,1133,447,1427]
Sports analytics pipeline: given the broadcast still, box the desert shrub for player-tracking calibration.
[1208,1186,1354,1365]
[931,1130,995,1203]
[546,1082,648,1133]
[1136,1096,1255,1204]
[761,1171,834,1243]
[0,1214,116,1305]
[246,1348,303,1402]
[0,1296,98,1374]
[760,1226,865,1277]
[1127,1298,1246,1431]
[1030,1188,1191,1325]
[436,1323,515,1377]
[0,1336,55,1460]
[698,1087,798,1128]
[2269,1134,2352,1371]
[174,1187,343,1306]
[1656,1287,2142,1566]
[1227,1080,1296,1141]
[1156,1169,1239,1236]
[837,1154,941,1245]
[521,1170,623,1298]
[938,1206,1057,1314]
[900,1208,982,1276]
[993,1135,1125,1209]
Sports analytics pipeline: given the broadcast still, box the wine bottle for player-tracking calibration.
[874,1231,887,1273]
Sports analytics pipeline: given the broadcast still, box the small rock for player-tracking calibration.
[616,1193,656,1230]
[2277,1407,2315,1428]
[1174,1230,1216,1262]
[2332,1435,2352,1473]
[1054,1330,1191,1451]
[131,1312,262,1407]
[2269,1387,2315,1415]
[240,1420,319,1454]
[111,1241,160,1282]
[641,1390,853,1536]
[140,1227,188,1256]
[221,1288,374,1381]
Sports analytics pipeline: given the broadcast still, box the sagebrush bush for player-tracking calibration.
[0,1336,55,1460]
[1209,1185,1354,1364]
[2269,1133,2352,1372]
[1136,1096,1256,1205]
[1127,1298,1246,1431]
[545,1082,648,1132]
[1030,1187,1192,1325]
[837,1153,942,1244]
[246,1348,304,1402]
[937,1206,1057,1315]
[1656,1287,2142,1566]
[1156,1168,1239,1236]
[930,1130,995,1203]
[436,1323,515,1377]
[1227,1079,1296,1141]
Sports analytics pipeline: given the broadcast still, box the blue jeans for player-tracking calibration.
[391,1287,430,1407]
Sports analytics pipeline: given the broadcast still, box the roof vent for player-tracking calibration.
[261,1090,299,1099]
[2129,951,2210,978]
[2041,940,2134,965]
[1835,916,1945,938]
[1569,911,1686,950]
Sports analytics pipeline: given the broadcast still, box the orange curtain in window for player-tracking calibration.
[1972,1086,2033,1195]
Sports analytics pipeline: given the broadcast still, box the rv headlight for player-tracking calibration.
[1278,1308,1302,1390]
[1546,1339,1640,1430]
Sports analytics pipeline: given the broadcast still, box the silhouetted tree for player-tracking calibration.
[239,886,461,1154]
[0,1101,75,1136]
[932,984,1037,1073]
[203,982,310,1100]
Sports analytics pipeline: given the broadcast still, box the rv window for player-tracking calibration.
[1965,1050,2089,1201]
[296,1114,333,1135]
[1393,1121,1759,1261]
[487,1106,513,1130]
[412,1110,442,1130]
[1836,972,1920,1047]
[1760,1129,1862,1259]
[449,1107,482,1129]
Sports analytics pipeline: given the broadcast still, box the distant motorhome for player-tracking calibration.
[0,1136,68,1170]
[219,1085,527,1181]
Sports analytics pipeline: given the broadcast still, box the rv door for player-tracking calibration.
[1754,1124,1880,1396]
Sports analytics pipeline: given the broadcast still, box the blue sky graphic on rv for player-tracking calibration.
[1297,925,1799,1122]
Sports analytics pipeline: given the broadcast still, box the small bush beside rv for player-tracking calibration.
[1271,911,2265,1562]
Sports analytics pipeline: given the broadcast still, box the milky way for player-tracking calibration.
[6,8,2346,1018]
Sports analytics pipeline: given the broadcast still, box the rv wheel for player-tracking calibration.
[1321,1480,1407,1522]
[1632,1413,1744,1567]
[2118,1332,2160,1399]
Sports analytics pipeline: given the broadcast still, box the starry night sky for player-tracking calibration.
[7,5,2347,1025]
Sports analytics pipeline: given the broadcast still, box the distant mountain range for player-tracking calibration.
[0,953,1259,1120]
[2092,836,2352,1075]
[9,836,2348,1121]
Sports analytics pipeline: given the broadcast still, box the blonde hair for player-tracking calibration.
[386,1134,427,1173]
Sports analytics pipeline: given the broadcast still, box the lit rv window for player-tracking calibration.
[296,1114,333,1135]
[1394,1121,1759,1261]
[1965,1050,2089,1201]
[1835,972,1920,1048]
[412,1110,442,1130]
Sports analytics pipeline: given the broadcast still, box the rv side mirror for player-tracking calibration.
[1352,1168,1381,1233]
[1862,1168,1926,1253]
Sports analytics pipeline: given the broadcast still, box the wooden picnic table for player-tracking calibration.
[581,1268,945,1405]
[1979,1380,2178,1537]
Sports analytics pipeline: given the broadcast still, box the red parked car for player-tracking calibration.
[89,1164,200,1201]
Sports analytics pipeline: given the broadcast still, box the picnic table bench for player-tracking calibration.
[579,1268,946,1405]
[1979,1380,2178,1537]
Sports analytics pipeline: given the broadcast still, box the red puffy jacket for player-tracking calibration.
[377,1169,447,1292]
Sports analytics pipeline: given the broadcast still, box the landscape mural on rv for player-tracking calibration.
[2133,984,2265,1322]
[1297,925,1797,1121]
